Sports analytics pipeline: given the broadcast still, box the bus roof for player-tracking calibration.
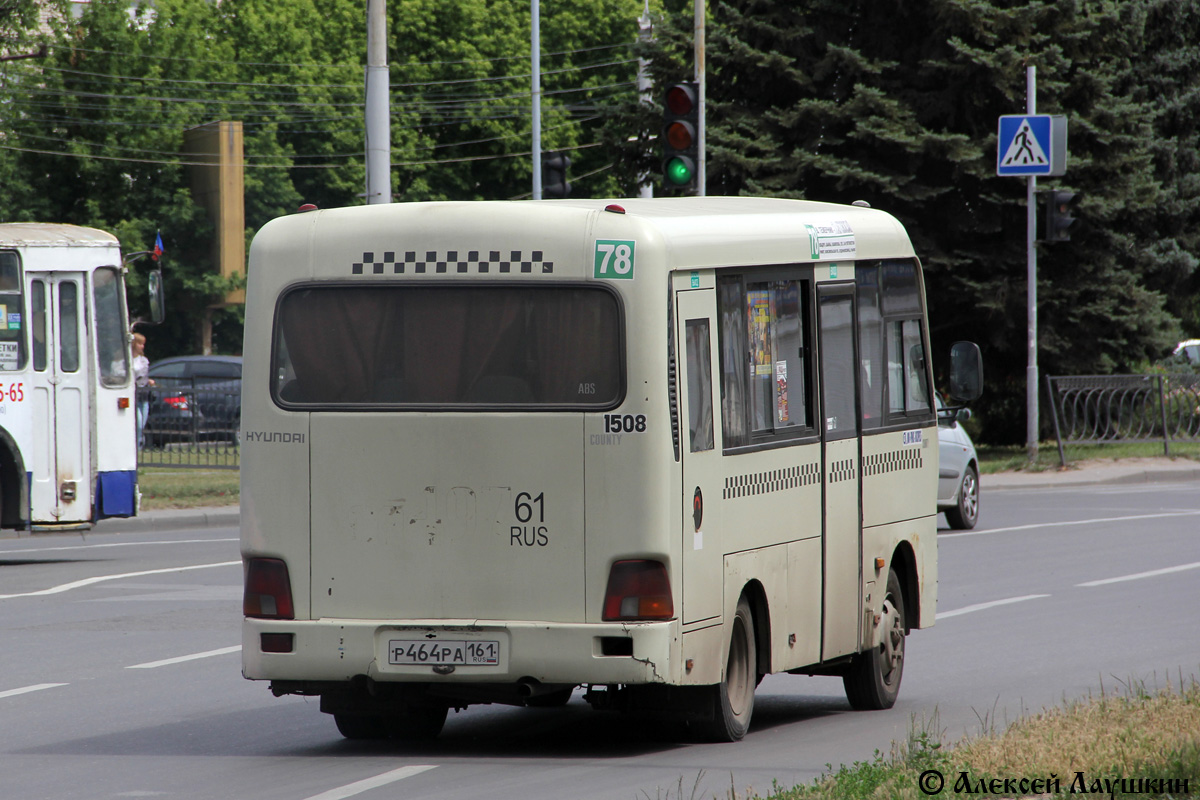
[254,196,917,281]
[0,223,119,248]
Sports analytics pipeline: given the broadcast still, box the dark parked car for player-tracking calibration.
[142,356,242,447]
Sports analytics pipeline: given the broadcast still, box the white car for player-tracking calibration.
[936,395,980,529]
[1174,339,1200,364]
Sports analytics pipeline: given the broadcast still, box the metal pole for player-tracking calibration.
[365,0,390,204]
[531,0,542,200]
[637,1,653,199]
[694,0,705,197]
[1026,65,1038,461]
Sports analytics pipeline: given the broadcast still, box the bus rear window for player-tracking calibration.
[273,285,623,408]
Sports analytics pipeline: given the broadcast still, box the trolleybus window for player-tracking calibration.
[59,281,80,373]
[94,267,129,387]
[31,279,46,372]
[0,252,24,371]
[273,284,623,408]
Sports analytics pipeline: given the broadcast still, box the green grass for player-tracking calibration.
[746,674,1200,800]
[976,441,1200,474]
[138,468,238,510]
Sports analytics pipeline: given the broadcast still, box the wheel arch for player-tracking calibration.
[889,541,920,631]
[738,579,772,676]
[0,424,29,529]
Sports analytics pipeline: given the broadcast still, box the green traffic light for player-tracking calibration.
[665,156,694,186]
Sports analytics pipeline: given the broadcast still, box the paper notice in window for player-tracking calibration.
[776,360,789,422]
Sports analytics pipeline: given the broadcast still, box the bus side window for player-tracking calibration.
[887,319,931,415]
[0,252,24,371]
[93,267,129,387]
[718,272,812,449]
[877,259,931,420]
[32,280,46,372]
[856,262,884,427]
[59,282,80,373]
[685,319,714,452]
[717,277,748,448]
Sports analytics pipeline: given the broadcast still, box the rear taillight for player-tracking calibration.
[163,394,190,411]
[602,560,674,621]
[243,558,294,619]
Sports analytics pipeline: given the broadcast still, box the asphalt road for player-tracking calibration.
[2,479,1198,800]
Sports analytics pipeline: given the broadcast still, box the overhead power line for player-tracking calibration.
[55,41,634,71]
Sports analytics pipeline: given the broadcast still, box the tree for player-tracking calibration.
[627,0,1193,444]
[0,0,648,359]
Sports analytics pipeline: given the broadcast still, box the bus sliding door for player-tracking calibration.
[817,284,861,660]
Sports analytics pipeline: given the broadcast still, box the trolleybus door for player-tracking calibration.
[676,288,723,625]
[29,274,92,524]
[817,284,862,660]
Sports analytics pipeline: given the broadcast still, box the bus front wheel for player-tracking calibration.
[843,569,906,710]
[697,595,757,742]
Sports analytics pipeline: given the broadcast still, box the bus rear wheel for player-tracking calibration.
[334,713,389,740]
[697,596,756,742]
[333,706,448,740]
[843,569,906,710]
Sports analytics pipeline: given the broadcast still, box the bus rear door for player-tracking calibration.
[676,284,722,625]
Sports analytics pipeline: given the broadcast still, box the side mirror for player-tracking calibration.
[948,341,983,402]
[148,270,165,324]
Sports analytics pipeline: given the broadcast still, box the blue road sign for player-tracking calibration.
[997,115,1053,176]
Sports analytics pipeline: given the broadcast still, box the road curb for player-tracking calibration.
[94,506,240,533]
[982,466,1200,491]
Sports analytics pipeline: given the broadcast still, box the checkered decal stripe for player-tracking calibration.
[863,448,924,477]
[723,463,820,500]
[828,458,857,484]
[351,250,554,275]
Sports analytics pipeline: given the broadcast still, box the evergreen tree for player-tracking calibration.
[630,0,1192,443]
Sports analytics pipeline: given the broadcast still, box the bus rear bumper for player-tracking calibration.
[242,617,678,687]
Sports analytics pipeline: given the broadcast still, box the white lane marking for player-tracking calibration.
[0,683,68,700]
[0,561,241,600]
[938,594,1050,619]
[127,646,242,670]
[302,766,439,800]
[0,538,237,556]
[1078,561,1200,587]
[943,510,1200,538]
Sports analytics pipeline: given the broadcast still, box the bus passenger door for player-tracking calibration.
[676,288,723,625]
[29,274,93,524]
[817,284,861,660]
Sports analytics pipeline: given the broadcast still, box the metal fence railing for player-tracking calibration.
[136,381,240,470]
[1045,373,1200,466]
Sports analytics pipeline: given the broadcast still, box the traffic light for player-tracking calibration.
[1044,190,1077,242]
[542,151,571,199]
[662,82,698,192]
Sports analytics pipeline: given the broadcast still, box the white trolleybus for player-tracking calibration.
[0,223,160,532]
[240,197,982,742]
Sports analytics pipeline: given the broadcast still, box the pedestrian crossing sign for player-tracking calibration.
[997,114,1067,176]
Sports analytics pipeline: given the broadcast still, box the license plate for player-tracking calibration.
[387,639,500,666]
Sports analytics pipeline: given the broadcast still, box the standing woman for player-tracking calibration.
[132,332,154,448]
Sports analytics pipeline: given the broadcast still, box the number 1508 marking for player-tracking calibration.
[604,414,646,433]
